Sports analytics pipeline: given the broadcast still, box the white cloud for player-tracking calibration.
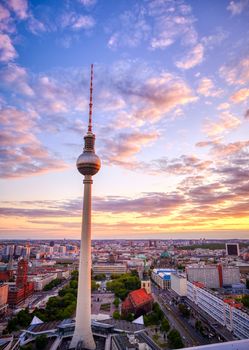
[72,15,95,30]
[7,0,28,20]
[0,64,34,96]
[227,0,249,15]
[60,12,95,31]
[0,33,17,62]
[150,37,174,50]
[175,43,204,70]
[27,16,47,34]
[78,0,97,6]
[107,0,198,51]
[0,4,15,33]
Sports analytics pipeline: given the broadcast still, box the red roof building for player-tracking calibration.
[121,288,153,318]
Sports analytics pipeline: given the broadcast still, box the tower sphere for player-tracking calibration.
[76,132,101,176]
[76,152,101,176]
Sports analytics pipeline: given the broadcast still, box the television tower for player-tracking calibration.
[70,64,101,350]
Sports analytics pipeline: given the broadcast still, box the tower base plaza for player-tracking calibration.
[14,318,249,350]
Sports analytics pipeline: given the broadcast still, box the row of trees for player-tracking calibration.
[43,278,62,291]
[144,303,183,349]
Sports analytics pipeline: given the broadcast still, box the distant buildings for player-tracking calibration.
[0,263,13,282]
[121,288,153,318]
[93,264,127,275]
[151,269,176,289]
[186,265,240,288]
[0,283,8,315]
[187,281,249,339]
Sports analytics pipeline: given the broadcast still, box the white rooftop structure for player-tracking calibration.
[30,316,43,325]
[132,316,144,325]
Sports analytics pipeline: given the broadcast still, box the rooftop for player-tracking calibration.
[129,288,153,308]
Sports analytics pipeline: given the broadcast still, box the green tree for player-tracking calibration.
[160,317,170,333]
[241,295,249,308]
[20,345,33,350]
[69,279,78,289]
[106,273,140,300]
[195,320,204,334]
[124,313,135,322]
[35,334,48,350]
[6,318,18,333]
[43,278,62,291]
[17,309,32,327]
[168,329,184,349]
[91,280,98,291]
[71,270,78,280]
[178,303,190,318]
[94,273,106,281]
[113,310,121,320]
[246,279,249,289]
[113,297,120,308]
[143,303,164,326]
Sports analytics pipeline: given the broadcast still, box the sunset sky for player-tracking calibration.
[0,0,249,240]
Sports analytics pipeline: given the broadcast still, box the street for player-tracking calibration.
[152,284,200,348]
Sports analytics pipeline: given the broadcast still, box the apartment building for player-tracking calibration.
[92,263,127,275]
[187,281,249,339]
[186,265,240,288]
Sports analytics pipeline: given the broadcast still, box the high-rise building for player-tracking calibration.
[70,65,101,350]
[186,264,240,288]
[226,243,240,256]
[4,244,15,257]
[8,259,34,306]
[16,259,28,288]
[187,281,249,339]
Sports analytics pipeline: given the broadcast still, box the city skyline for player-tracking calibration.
[0,0,249,240]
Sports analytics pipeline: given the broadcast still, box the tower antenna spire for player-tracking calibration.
[88,64,93,133]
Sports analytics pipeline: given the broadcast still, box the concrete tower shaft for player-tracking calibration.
[70,65,100,350]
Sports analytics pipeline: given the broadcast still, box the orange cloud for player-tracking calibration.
[197,77,222,97]
[230,88,249,103]
[203,111,241,137]
[219,56,249,85]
